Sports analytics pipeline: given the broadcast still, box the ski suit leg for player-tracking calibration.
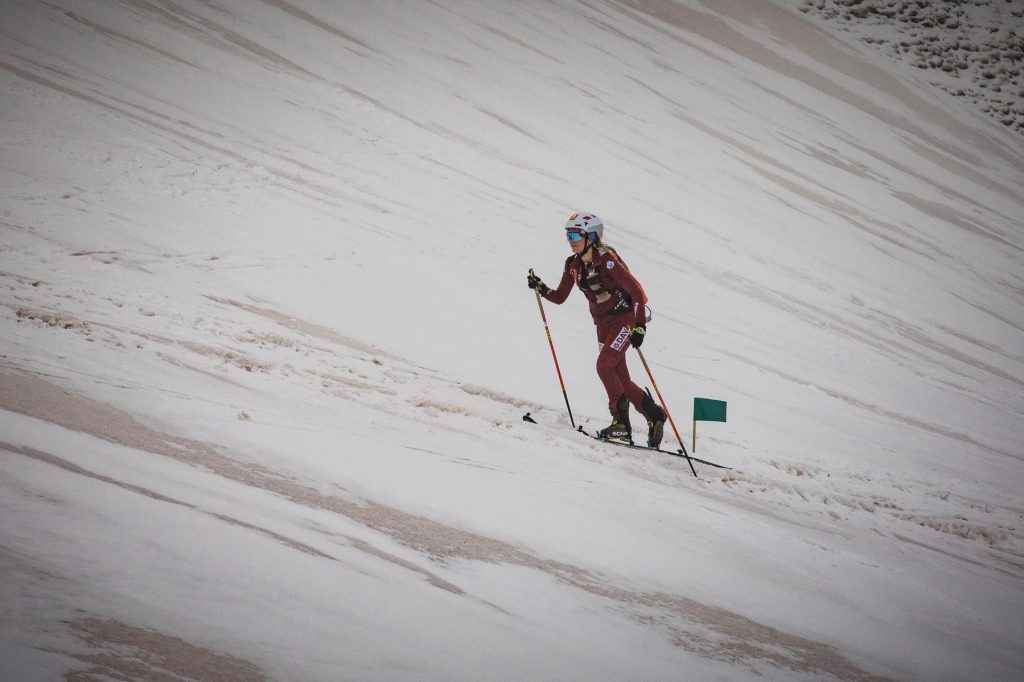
[595,318,646,417]
[613,351,649,418]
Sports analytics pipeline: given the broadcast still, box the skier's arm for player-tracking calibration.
[541,259,575,304]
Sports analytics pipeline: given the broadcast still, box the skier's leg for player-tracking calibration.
[613,355,647,417]
[609,330,666,448]
[595,339,626,416]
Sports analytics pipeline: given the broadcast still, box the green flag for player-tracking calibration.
[693,398,727,422]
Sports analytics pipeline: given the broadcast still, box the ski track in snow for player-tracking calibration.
[1,0,1023,680]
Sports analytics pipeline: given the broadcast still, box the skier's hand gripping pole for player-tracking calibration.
[529,269,576,429]
[635,347,698,478]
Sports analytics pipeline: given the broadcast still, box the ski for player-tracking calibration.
[585,431,731,470]
[521,411,730,470]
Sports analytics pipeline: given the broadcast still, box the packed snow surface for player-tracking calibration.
[2,1,1023,680]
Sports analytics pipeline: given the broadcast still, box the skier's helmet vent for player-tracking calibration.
[565,212,604,240]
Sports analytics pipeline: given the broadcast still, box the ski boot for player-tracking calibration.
[598,418,632,442]
[599,395,632,443]
[642,392,667,449]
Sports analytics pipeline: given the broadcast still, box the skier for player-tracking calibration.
[528,212,667,447]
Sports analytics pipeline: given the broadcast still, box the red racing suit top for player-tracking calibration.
[542,246,648,327]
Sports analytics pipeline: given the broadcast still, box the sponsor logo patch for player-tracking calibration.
[610,326,630,351]
[606,260,614,269]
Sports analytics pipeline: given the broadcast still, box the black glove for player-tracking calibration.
[630,325,646,348]
[527,272,548,294]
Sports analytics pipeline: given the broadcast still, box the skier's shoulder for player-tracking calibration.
[594,245,626,270]
[562,254,578,271]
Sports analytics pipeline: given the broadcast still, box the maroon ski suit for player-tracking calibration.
[542,246,652,420]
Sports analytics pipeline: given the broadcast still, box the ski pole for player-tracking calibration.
[529,269,576,428]
[635,347,697,477]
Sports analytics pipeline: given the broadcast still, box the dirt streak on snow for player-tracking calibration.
[2,441,333,560]
[66,617,270,682]
[0,369,888,680]
[204,295,395,359]
[620,0,1023,178]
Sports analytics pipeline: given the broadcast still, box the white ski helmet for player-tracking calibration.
[565,212,604,239]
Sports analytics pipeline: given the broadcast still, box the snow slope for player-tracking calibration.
[2,0,1023,679]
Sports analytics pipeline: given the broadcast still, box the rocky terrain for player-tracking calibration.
[799,0,1024,134]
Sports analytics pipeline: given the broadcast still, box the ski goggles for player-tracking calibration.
[565,229,588,242]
